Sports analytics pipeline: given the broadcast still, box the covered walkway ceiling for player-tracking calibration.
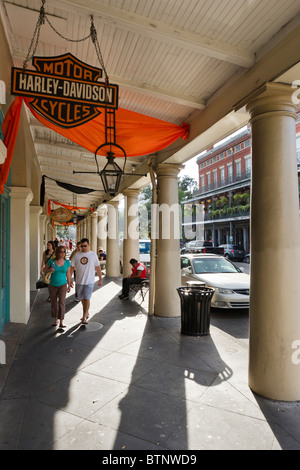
[2,0,300,214]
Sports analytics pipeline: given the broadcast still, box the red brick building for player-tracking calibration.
[183,117,300,253]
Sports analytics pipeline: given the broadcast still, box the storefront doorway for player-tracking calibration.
[0,186,10,332]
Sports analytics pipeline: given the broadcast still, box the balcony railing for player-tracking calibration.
[205,207,250,221]
[195,169,251,196]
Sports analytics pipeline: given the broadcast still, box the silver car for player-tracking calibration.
[180,254,250,309]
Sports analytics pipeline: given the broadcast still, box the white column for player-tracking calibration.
[39,213,47,257]
[106,200,120,277]
[82,218,87,239]
[30,205,42,290]
[243,83,300,401]
[123,189,140,278]
[90,211,98,253]
[86,215,91,241]
[10,187,33,324]
[97,206,107,251]
[77,220,82,242]
[154,164,182,317]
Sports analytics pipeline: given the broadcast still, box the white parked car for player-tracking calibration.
[180,253,250,309]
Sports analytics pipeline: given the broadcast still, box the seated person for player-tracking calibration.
[98,247,106,269]
[118,258,146,300]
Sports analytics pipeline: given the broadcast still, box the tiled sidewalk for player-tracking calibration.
[0,276,300,450]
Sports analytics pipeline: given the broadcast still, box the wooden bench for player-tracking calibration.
[129,278,150,302]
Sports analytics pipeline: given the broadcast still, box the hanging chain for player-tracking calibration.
[23,1,109,77]
[90,15,108,82]
[23,0,46,70]
[45,15,91,42]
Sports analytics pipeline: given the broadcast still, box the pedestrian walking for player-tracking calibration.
[43,245,73,328]
[40,240,56,302]
[70,238,102,324]
[69,241,82,302]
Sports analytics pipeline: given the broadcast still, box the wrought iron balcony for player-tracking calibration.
[195,169,251,196]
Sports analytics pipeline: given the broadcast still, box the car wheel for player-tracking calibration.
[224,253,229,259]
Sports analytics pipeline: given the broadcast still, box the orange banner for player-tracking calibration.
[23,97,189,158]
[0,96,189,193]
[0,96,23,193]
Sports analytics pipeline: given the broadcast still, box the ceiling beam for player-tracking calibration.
[57,0,255,68]
[114,74,206,109]
[13,53,206,110]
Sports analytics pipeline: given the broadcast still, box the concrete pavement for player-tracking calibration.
[0,273,300,450]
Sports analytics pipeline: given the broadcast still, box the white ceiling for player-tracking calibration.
[1,0,300,215]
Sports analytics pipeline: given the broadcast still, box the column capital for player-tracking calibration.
[155,163,184,178]
[9,186,33,203]
[30,205,43,215]
[107,200,119,207]
[122,188,140,198]
[235,82,297,122]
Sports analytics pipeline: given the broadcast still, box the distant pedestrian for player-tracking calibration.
[40,241,56,302]
[70,238,102,324]
[43,246,73,328]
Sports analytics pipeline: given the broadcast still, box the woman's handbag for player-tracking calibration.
[44,272,52,284]
[36,276,48,289]
[44,260,55,284]
[36,260,54,289]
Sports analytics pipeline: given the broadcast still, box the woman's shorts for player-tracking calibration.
[76,284,94,300]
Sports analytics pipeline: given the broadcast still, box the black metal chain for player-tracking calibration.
[23,0,108,78]
[23,0,46,70]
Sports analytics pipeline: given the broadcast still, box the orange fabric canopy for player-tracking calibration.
[0,96,22,193]
[23,97,189,158]
[0,96,189,193]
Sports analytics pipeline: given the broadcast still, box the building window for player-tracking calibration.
[213,169,218,187]
[244,139,250,148]
[227,163,233,181]
[245,156,251,176]
[200,174,205,188]
[220,166,225,184]
[220,152,224,159]
[235,144,241,152]
[236,159,241,178]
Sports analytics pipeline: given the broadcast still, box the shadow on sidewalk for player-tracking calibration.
[3,276,299,449]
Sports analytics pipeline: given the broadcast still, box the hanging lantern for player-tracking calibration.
[100,151,123,196]
[72,212,78,224]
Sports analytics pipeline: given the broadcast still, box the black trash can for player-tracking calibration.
[177,286,215,336]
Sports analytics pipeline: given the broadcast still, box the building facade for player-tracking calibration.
[183,116,300,254]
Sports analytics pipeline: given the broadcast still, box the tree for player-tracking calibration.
[178,175,198,203]
[138,175,198,238]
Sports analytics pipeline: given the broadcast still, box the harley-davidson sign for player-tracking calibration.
[11,53,118,128]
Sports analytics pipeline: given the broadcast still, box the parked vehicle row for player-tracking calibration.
[180,240,224,255]
[181,241,248,262]
[181,253,250,309]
